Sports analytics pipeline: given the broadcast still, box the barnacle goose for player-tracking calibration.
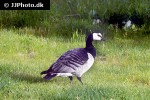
[40,32,105,84]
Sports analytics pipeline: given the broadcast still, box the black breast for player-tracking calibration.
[86,46,96,58]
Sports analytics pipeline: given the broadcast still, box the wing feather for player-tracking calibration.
[48,48,88,73]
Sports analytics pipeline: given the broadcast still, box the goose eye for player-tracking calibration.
[98,34,102,37]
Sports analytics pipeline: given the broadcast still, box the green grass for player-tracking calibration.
[0,29,150,100]
[0,0,149,36]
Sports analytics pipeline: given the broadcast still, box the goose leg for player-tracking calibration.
[68,76,73,85]
[77,77,83,85]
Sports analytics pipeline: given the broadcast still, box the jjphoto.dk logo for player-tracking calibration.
[4,2,44,8]
[0,0,50,10]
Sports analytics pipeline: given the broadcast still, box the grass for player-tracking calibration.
[0,28,150,100]
[0,0,149,36]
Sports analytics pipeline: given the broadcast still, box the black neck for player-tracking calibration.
[85,34,96,58]
[86,36,93,48]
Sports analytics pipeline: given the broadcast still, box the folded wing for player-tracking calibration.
[47,48,88,74]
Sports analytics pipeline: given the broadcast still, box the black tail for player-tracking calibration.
[40,70,47,75]
[43,73,57,80]
[40,70,57,80]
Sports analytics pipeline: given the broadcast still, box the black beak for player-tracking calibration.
[101,37,106,41]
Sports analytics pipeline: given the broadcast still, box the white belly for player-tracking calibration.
[76,53,94,77]
[57,73,73,77]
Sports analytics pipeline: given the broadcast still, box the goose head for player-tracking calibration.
[92,32,105,41]
[86,32,105,48]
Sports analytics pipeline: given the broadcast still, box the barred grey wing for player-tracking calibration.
[50,48,88,73]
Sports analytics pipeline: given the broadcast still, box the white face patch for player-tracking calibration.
[93,33,103,40]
